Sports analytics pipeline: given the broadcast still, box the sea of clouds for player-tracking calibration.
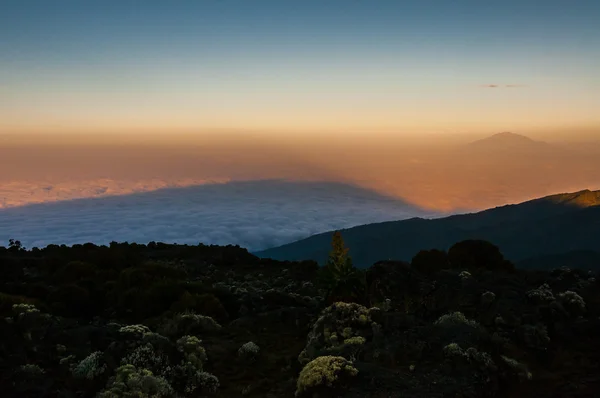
[0,180,437,252]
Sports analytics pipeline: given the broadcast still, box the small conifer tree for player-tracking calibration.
[327,231,353,273]
[319,231,365,304]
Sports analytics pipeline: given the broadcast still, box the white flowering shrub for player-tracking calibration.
[443,343,464,357]
[13,303,40,316]
[159,312,221,337]
[171,362,220,395]
[99,364,174,397]
[434,312,479,328]
[19,364,45,376]
[10,303,51,341]
[520,323,550,350]
[119,324,151,339]
[72,351,107,380]
[500,355,533,381]
[296,356,358,397]
[481,291,496,304]
[188,370,220,394]
[121,343,172,378]
[458,271,471,280]
[238,341,260,359]
[526,284,555,303]
[60,355,76,366]
[176,335,207,370]
[298,302,373,364]
[558,290,586,315]
[442,343,496,371]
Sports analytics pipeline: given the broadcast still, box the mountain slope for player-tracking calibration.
[255,189,600,267]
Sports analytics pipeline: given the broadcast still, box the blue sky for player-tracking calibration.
[1,0,599,136]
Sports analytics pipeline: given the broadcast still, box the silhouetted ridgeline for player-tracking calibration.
[1,239,600,397]
[255,189,600,268]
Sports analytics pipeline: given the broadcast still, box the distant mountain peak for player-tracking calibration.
[471,132,540,146]
[490,131,535,141]
[466,132,555,153]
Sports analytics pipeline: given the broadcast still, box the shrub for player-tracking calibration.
[170,362,219,395]
[120,344,172,378]
[238,341,260,360]
[176,335,207,370]
[99,364,174,397]
[170,292,229,323]
[481,291,496,305]
[119,324,152,339]
[72,351,107,380]
[500,355,532,381]
[298,302,374,364]
[295,356,358,397]
[412,249,450,274]
[0,293,39,313]
[448,240,514,272]
[519,323,550,350]
[47,284,90,316]
[159,312,221,337]
[527,284,555,303]
[558,291,586,315]
[459,270,472,280]
[130,282,187,319]
[19,364,45,376]
[434,312,480,328]
[53,261,97,284]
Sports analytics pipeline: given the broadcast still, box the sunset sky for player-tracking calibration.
[1,0,599,138]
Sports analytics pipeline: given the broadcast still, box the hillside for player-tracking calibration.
[255,189,600,267]
[1,241,600,397]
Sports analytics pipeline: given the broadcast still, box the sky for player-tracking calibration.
[1,0,599,138]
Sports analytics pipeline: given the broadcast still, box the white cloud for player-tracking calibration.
[0,180,436,251]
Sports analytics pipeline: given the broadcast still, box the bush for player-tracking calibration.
[238,341,260,361]
[99,364,174,397]
[298,302,374,364]
[434,312,480,328]
[53,261,97,284]
[0,293,39,314]
[412,249,450,274]
[120,344,172,378]
[558,291,586,316]
[295,356,358,397]
[170,363,219,395]
[72,351,107,380]
[176,335,207,370]
[119,282,185,319]
[159,312,222,338]
[170,292,229,323]
[448,240,514,272]
[47,284,90,317]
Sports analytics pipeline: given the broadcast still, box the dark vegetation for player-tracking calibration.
[255,189,600,268]
[1,234,600,397]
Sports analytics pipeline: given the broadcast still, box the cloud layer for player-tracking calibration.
[0,180,436,252]
[0,178,230,209]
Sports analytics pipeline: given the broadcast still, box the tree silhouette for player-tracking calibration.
[319,231,365,304]
[8,239,24,252]
[328,231,352,271]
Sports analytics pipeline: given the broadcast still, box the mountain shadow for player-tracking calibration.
[255,189,600,268]
[0,179,434,252]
